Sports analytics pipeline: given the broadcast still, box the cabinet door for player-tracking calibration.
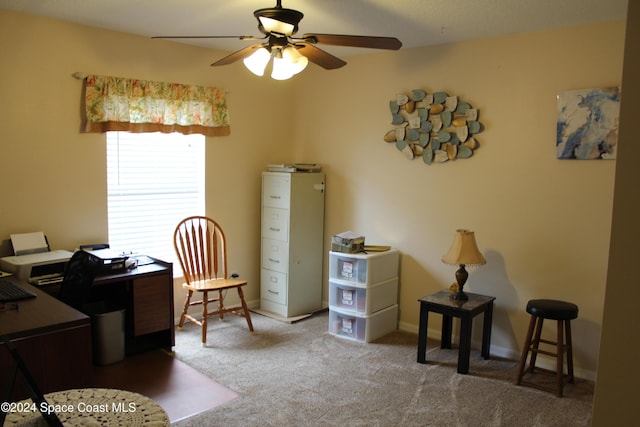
[262,173,291,209]
[132,275,171,336]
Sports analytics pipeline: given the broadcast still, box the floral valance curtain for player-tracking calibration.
[82,74,230,137]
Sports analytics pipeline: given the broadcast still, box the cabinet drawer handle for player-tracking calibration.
[269,195,281,199]
[269,227,280,232]
[268,258,280,263]
[268,289,279,295]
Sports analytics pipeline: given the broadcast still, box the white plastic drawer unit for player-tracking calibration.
[329,278,398,315]
[261,269,287,305]
[261,207,289,241]
[328,304,398,343]
[261,238,289,273]
[262,173,291,209]
[329,249,400,285]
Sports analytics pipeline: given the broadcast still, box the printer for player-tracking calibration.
[0,249,74,285]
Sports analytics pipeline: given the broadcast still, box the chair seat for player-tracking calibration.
[526,299,578,320]
[184,278,248,292]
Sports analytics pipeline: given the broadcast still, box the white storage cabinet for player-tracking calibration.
[260,171,325,318]
[328,249,400,342]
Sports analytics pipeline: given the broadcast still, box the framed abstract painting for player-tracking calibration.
[556,87,621,160]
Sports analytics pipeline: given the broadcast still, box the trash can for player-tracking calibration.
[84,301,125,365]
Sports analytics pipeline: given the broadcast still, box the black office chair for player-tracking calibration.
[58,250,103,311]
[0,335,64,427]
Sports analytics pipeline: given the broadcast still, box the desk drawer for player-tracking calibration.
[132,275,171,336]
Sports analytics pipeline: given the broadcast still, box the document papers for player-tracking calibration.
[10,232,49,256]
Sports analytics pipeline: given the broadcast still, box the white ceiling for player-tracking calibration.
[0,0,628,58]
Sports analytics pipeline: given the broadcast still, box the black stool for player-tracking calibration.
[515,299,578,397]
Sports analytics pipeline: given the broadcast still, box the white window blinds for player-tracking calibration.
[106,131,205,268]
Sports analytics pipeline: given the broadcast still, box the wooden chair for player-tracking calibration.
[174,216,254,346]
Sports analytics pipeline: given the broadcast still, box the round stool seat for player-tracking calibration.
[526,299,578,320]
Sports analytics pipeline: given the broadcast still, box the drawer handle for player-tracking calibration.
[269,195,281,199]
[268,258,280,263]
[269,227,280,232]
[268,289,279,295]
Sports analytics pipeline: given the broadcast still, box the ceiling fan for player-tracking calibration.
[153,0,402,80]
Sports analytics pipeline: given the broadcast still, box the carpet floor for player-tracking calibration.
[169,310,594,427]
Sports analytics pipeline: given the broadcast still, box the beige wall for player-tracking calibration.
[0,9,296,310]
[0,8,627,380]
[295,22,624,378]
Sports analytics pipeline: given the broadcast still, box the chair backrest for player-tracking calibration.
[174,216,229,284]
[58,250,103,311]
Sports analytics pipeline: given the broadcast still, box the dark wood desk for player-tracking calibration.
[417,290,495,374]
[1,259,175,400]
[0,277,93,400]
[43,259,175,354]
[96,260,175,353]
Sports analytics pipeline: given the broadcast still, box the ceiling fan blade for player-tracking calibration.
[296,43,346,70]
[152,35,262,41]
[211,44,264,66]
[302,33,402,50]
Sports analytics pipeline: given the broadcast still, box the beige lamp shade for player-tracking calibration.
[442,229,486,266]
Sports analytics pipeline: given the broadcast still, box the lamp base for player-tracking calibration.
[450,290,469,301]
[449,264,469,302]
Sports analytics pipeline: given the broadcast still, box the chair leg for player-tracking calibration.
[527,316,544,373]
[516,315,536,385]
[201,291,209,346]
[178,290,193,328]
[237,286,254,332]
[565,320,575,384]
[218,290,225,320]
[556,320,564,397]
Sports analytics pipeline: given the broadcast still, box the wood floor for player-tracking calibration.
[93,349,239,423]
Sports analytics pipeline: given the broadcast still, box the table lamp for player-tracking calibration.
[442,229,486,301]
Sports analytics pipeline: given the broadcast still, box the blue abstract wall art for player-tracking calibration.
[556,87,621,160]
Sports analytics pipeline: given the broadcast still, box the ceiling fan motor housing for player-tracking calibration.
[254,7,304,36]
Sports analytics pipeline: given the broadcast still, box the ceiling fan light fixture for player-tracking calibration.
[258,16,295,36]
[270,46,309,80]
[243,47,271,76]
[271,52,295,80]
[282,46,308,75]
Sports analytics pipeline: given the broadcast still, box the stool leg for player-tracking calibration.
[565,320,574,384]
[556,320,564,397]
[527,316,544,373]
[516,315,537,385]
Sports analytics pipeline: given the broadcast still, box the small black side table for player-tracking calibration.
[417,290,495,374]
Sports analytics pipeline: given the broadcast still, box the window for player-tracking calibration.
[106,131,205,270]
